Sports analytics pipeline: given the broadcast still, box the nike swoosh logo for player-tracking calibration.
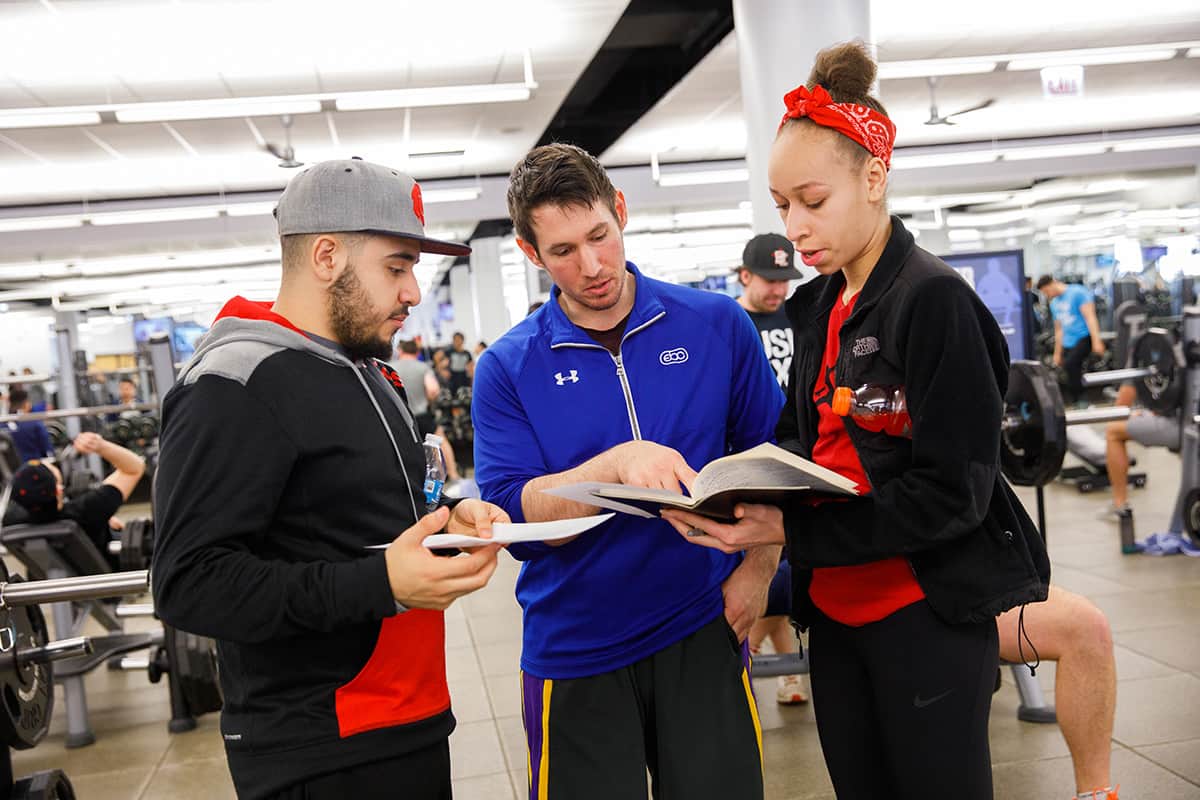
[913,689,954,709]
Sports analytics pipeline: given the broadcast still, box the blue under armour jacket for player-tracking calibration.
[473,263,785,678]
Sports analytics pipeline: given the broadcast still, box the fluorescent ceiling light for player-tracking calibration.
[1006,47,1179,71]
[1002,143,1110,161]
[982,226,1034,239]
[0,215,85,233]
[422,187,482,204]
[657,168,749,187]
[114,97,323,123]
[878,59,997,80]
[0,110,101,129]
[89,206,223,226]
[948,229,983,242]
[876,41,1198,80]
[890,150,999,170]
[336,83,532,112]
[1111,134,1200,152]
[225,202,279,217]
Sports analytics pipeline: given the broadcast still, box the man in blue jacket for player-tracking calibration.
[472,143,784,800]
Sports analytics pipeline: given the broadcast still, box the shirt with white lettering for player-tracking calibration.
[744,307,794,389]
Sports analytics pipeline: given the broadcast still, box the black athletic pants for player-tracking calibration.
[520,613,764,800]
[808,600,999,800]
[265,739,451,800]
[1062,336,1094,404]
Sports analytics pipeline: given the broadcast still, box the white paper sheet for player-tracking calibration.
[423,513,615,549]
[367,513,616,550]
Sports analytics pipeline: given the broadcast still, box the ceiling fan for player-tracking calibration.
[263,114,303,168]
[924,76,995,126]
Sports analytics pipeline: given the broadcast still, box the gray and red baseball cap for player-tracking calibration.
[274,158,471,257]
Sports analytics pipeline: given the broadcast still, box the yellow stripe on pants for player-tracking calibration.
[539,679,553,798]
[740,667,764,773]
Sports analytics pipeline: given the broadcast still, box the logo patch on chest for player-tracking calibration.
[659,348,689,366]
[554,370,579,386]
[852,337,880,357]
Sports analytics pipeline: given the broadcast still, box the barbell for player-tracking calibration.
[1082,328,1184,414]
[0,565,148,750]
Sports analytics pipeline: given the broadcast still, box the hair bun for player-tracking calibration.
[807,40,877,104]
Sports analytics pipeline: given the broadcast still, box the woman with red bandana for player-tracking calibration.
[664,42,1051,798]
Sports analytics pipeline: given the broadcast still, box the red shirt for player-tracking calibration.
[807,292,925,626]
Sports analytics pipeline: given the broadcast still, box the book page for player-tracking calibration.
[692,443,858,499]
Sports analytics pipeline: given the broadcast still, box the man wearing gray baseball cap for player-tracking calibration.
[152,159,506,800]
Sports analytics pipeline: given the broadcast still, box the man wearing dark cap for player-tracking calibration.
[152,159,506,800]
[737,233,803,387]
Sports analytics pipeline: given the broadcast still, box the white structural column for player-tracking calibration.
[470,236,512,344]
[448,263,479,346]
[732,0,871,236]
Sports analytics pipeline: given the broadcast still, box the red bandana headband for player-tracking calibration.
[779,84,896,169]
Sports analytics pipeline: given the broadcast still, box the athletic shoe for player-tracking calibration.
[1095,504,1131,522]
[1074,785,1119,800]
[776,674,808,705]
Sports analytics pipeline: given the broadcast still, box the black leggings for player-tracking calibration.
[808,600,998,800]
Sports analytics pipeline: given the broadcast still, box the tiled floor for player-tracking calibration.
[9,436,1200,798]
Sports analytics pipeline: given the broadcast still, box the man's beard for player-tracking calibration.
[327,263,404,362]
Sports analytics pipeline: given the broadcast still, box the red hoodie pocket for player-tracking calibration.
[334,610,449,738]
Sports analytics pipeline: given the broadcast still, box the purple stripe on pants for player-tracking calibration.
[521,671,546,800]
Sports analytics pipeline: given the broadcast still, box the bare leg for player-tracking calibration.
[1105,422,1131,508]
[998,587,1115,793]
[436,425,461,481]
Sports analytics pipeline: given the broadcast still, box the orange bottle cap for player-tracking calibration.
[832,386,852,416]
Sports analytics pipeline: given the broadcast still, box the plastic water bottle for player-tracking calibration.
[832,385,912,438]
[422,434,447,512]
[1118,508,1137,554]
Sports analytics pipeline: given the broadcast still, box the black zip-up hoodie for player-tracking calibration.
[779,217,1050,626]
[151,297,453,799]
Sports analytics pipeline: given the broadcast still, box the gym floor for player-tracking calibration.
[8,433,1200,799]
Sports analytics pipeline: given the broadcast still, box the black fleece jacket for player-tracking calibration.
[779,217,1050,626]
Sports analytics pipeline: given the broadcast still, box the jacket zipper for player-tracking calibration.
[550,311,665,441]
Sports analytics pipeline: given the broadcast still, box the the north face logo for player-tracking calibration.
[852,337,880,357]
[660,348,689,365]
[555,370,579,385]
[773,249,789,268]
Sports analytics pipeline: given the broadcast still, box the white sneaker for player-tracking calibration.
[1095,504,1130,522]
[775,674,808,705]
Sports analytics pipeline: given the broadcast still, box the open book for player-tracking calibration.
[542,443,859,521]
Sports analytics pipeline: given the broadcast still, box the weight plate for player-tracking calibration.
[0,579,54,749]
[1183,488,1200,543]
[1001,360,1068,487]
[1132,329,1183,415]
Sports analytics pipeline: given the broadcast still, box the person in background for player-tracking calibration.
[735,232,808,705]
[3,431,145,567]
[392,339,461,484]
[5,388,53,463]
[118,377,139,407]
[443,332,472,392]
[21,367,48,411]
[1038,276,1105,405]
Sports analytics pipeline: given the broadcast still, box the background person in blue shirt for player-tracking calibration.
[5,387,53,463]
[472,143,784,800]
[1038,276,1106,404]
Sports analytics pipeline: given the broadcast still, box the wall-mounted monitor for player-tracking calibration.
[941,250,1029,362]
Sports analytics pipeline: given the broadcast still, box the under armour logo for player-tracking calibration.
[773,248,790,268]
[554,370,579,386]
[660,348,689,366]
[852,337,880,357]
